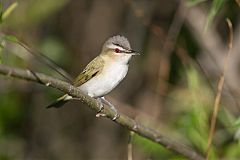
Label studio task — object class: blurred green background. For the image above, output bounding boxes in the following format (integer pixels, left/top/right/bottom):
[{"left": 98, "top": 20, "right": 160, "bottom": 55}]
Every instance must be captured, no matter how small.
[{"left": 0, "top": 0, "right": 240, "bottom": 159}]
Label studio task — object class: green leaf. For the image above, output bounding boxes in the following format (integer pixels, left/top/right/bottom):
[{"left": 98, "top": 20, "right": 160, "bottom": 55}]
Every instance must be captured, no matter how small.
[
  {"left": 0, "top": 43, "right": 3, "bottom": 49},
  {"left": 2, "top": 2, "right": 18, "bottom": 20},
  {"left": 205, "top": 0, "right": 226, "bottom": 31},
  {"left": 4, "top": 35, "right": 19, "bottom": 43},
  {"left": 234, "top": 117, "right": 240, "bottom": 127},
  {"left": 186, "top": 0, "right": 206, "bottom": 7},
  {"left": 186, "top": 67, "right": 200, "bottom": 90},
  {"left": 224, "top": 143, "right": 240, "bottom": 158}
]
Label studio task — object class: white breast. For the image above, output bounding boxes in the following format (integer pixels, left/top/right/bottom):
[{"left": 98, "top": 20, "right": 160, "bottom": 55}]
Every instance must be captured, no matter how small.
[{"left": 78, "top": 63, "right": 129, "bottom": 98}]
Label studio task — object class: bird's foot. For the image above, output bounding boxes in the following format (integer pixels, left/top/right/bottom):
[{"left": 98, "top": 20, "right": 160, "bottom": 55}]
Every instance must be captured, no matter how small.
[
  {"left": 95, "top": 98, "right": 106, "bottom": 118},
  {"left": 100, "top": 97, "right": 120, "bottom": 121},
  {"left": 112, "top": 112, "right": 120, "bottom": 121},
  {"left": 96, "top": 112, "right": 107, "bottom": 118},
  {"left": 96, "top": 98, "right": 104, "bottom": 113}
]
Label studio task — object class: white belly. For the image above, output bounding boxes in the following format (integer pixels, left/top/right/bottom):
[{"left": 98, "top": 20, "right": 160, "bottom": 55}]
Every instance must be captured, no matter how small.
[{"left": 78, "top": 63, "right": 129, "bottom": 98}]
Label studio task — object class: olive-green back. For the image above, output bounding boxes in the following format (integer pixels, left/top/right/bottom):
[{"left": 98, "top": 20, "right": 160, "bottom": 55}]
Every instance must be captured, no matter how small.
[{"left": 73, "top": 56, "right": 104, "bottom": 87}]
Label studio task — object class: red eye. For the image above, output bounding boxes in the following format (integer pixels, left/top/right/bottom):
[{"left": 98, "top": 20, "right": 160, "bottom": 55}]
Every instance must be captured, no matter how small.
[{"left": 115, "top": 48, "right": 120, "bottom": 53}]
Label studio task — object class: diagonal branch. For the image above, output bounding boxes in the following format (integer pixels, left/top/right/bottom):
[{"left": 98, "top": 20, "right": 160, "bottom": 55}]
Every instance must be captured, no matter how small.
[{"left": 0, "top": 64, "right": 204, "bottom": 160}]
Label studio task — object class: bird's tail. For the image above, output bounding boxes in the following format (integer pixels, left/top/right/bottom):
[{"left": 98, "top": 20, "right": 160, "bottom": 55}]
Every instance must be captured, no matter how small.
[{"left": 46, "top": 94, "right": 72, "bottom": 108}]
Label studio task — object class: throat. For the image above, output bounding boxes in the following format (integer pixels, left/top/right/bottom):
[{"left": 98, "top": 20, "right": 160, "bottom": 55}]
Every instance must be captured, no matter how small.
[
  {"left": 102, "top": 53, "right": 132, "bottom": 65},
  {"left": 116, "top": 54, "right": 132, "bottom": 64}
]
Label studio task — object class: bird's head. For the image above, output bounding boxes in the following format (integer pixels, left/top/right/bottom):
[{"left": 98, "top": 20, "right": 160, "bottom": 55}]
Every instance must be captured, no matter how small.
[{"left": 101, "top": 35, "right": 139, "bottom": 63}]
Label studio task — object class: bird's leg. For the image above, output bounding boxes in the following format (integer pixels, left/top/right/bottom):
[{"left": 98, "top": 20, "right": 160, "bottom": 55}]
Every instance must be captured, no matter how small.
[
  {"left": 97, "top": 97, "right": 104, "bottom": 112},
  {"left": 100, "top": 97, "right": 120, "bottom": 121},
  {"left": 95, "top": 97, "right": 106, "bottom": 118}
]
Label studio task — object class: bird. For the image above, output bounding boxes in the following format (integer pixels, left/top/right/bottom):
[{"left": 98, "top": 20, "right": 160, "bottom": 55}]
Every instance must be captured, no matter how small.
[{"left": 47, "top": 35, "right": 139, "bottom": 120}]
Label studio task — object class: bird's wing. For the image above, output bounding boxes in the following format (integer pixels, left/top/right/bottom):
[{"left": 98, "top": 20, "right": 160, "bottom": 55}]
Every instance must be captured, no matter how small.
[{"left": 73, "top": 56, "right": 104, "bottom": 87}]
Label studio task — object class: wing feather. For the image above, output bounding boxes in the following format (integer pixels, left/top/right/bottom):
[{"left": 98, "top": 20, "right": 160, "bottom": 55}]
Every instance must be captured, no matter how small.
[{"left": 73, "top": 56, "right": 104, "bottom": 87}]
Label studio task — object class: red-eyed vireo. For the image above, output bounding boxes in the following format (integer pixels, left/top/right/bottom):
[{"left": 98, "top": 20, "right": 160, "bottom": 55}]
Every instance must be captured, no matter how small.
[{"left": 47, "top": 35, "right": 139, "bottom": 120}]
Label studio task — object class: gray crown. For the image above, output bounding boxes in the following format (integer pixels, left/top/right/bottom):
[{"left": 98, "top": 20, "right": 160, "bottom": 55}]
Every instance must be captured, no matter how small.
[{"left": 104, "top": 35, "right": 131, "bottom": 50}]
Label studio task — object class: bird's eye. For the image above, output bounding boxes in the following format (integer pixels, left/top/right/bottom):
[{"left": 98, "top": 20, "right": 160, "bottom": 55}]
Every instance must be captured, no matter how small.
[{"left": 115, "top": 48, "right": 120, "bottom": 53}]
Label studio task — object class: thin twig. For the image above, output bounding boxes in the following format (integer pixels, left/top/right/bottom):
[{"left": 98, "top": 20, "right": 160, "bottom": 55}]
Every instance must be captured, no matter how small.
[
  {"left": 18, "top": 41, "right": 73, "bottom": 83},
  {"left": 4, "top": 36, "right": 73, "bottom": 83},
  {"left": 128, "top": 131, "right": 134, "bottom": 160},
  {"left": 206, "top": 18, "right": 233, "bottom": 159},
  {"left": 0, "top": 64, "right": 204, "bottom": 160}
]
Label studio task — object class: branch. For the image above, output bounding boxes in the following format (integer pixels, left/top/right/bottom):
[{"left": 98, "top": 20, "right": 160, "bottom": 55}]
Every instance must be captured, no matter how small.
[
  {"left": 206, "top": 18, "right": 233, "bottom": 159},
  {"left": 0, "top": 64, "right": 204, "bottom": 160}
]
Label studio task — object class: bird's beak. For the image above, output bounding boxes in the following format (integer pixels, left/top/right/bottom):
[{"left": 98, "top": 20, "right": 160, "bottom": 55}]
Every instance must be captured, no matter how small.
[{"left": 126, "top": 49, "right": 140, "bottom": 55}]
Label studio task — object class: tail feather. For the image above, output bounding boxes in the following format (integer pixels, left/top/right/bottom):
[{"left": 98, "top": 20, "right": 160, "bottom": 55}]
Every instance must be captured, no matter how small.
[{"left": 46, "top": 94, "right": 72, "bottom": 108}]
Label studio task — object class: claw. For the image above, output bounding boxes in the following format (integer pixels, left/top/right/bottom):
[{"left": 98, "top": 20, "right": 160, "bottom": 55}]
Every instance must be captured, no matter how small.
[
  {"left": 96, "top": 113, "right": 106, "bottom": 118},
  {"left": 96, "top": 98, "right": 104, "bottom": 113},
  {"left": 112, "top": 113, "right": 120, "bottom": 121},
  {"left": 100, "top": 97, "right": 120, "bottom": 121},
  {"left": 96, "top": 98, "right": 105, "bottom": 118},
  {"left": 97, "top": 103, "right": 104, "bottom": 113}
]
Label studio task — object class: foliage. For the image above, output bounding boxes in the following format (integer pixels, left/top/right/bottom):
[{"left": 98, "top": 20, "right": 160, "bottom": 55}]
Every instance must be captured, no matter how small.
[
  {"left": 187, "top": 0, "right": 226, "bottom": 31},
  {"left": 205, "top": 0, "right": 226, "bottom": 31},
  {"left": 0, "top": 0, "right": 240, "bottom": 159}
]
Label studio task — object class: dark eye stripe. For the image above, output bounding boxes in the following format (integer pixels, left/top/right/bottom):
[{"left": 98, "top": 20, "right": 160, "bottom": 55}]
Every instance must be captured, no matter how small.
[{"left": 113, "top": 43, "right": 126, "bottom": 50}]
